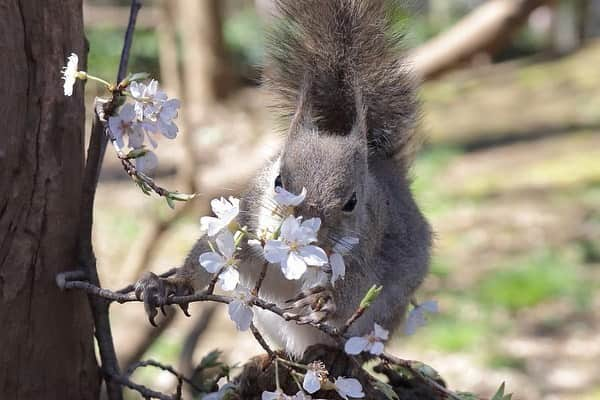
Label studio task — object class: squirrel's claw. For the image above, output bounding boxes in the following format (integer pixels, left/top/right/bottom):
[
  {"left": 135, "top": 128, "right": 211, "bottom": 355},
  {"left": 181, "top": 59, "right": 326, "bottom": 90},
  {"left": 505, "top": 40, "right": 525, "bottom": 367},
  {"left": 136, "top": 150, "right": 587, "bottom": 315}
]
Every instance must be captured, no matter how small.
[
  {"left": 283, "top": 286, "right": 336, "bottom": 325},
  {"left": 134, "top": 271, "right": 194, "bottom": 325}
]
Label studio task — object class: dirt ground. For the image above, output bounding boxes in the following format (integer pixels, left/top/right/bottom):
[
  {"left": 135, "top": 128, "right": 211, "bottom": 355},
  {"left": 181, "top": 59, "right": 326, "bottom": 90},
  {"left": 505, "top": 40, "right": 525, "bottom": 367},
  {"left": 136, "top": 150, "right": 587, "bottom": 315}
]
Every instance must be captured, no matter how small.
[{"left": 94, "top": 41, "right": 600, "bottom": 399}]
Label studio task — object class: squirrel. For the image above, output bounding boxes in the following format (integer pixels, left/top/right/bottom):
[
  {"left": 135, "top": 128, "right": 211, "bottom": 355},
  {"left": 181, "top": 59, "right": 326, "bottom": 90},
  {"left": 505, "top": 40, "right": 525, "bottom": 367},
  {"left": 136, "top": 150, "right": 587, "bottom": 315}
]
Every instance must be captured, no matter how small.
[{"left": 135, "top": 0, "right": 431, "bottom": 358}]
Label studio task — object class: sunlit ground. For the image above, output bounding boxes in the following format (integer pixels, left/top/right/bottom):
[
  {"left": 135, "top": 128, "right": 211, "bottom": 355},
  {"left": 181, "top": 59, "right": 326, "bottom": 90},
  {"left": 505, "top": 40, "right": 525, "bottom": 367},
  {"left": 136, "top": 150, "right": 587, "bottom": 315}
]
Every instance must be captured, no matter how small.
[{"left": 92, "top": 35, "right": 600, "bottom": 399}]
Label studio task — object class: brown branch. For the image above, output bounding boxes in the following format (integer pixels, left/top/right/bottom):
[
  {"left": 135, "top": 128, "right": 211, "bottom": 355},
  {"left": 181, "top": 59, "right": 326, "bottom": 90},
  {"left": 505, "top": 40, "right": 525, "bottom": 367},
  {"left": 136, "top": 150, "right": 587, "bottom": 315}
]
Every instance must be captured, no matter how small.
[
  {"left": 338, "top": 306, "right": 367, "bottom": 336},
  {"left": 252, "top": 261, "right": 269, "bottom": 296},
  {"left": 250, "top": 323, "right": 274, "bottom": 357},
  {"left": 109, "top": 372, "right": 175, "bottom": 400},
  {"left": 62, "top": 274, "right": 464, "bottom": 399},
  {"left": 127, "top": 359, "right": 204, "bottom": 394}
]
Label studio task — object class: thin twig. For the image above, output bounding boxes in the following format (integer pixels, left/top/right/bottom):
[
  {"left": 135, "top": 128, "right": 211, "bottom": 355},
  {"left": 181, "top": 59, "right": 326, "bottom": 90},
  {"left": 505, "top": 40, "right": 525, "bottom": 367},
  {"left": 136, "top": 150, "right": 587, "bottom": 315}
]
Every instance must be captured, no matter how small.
[
  {"left": 127, "top": 359, "right": 204, "bottom": 394},
  {"left": 63, "top": 275, "right": 461, "bottom": 399},
  {"left": 250, "top": 323, "right": 274, "bottom": 357},
  {"left": 339, "top": 306, "right": 367, "bottom": 336},
  {"left": 252, "top": 261, "right": 269, "bottom": 296},
  {"left": 117, "top": 0, "right": 143, "bottom": 83},
  {"left": 109, "top": 372, "right": 174, "bottom": 400}
]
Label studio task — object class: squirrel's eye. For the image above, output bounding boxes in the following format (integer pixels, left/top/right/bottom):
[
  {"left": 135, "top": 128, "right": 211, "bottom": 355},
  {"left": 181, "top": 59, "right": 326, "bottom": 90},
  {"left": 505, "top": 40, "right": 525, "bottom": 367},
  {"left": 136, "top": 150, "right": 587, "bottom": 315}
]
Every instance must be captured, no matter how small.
[
  {"left": 342, "top": 192, "right": 357, "bottom": 212},
  {"left": 274, "top": 174, "right": 283, "bottom": 189}
]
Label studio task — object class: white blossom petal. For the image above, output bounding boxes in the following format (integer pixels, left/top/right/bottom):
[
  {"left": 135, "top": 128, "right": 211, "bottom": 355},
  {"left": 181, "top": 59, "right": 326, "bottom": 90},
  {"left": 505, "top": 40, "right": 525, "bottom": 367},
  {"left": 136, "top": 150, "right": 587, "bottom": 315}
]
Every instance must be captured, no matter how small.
[
  {"left": 301, "top": 218, "right": 321, "bottom": 233},
  {"left": 299, "top": 245, "right": 328, "bottom": 267},
  {"left": 404, "top": 308, "right": 426, "bottom": 336},
  {"left": 200, "top": 216, "right": 226, "bottom": 237},
  {"left": 329, "top": 252, "right": 346, "bottom": 284},
  {"left": 120, "top": 103, "right": 137, "bottom": 121},
  {"left": 199, "top": 252, "right": 225, "bottom": 274},
  {"left": 373, "top": 323, "right": 389, "bottom": 341},
  {"left": 281, "top": 251, "right": 307, "bottom": 280},
  {"left": 344, "top": 337, "right": 369, "bottom": 355},
  {"left": 158, "top": 119, "right": 178, "bottom": 139},
  {"left": 263, "top": 240, "right": 290, "bottom": 264},
  {"left": 279, "top": 215, "right": 299, "bottom": 239},
  {"left": 420, "top": 300, "right": 439, "bottom": 313},
  {"left": 303, "top": 370, "right": 321, "bottom": 394},
  {"left": 216, "top": 230, "right": 236, "bottom": 259},
  {"left": 135, "top": 150, "right": 158, "bottom": 175},
  {"left": 368, "top": 341, "right": 384, "bottom": 355},
  {"left": 108, "top": 116, "right": 126, "bottom": 149},
  {"left": 228, "top": 299, "right": 253, "bottom": 331},
  {"left": 128, "top": 124, "right": 145, "bottom": 149},
  {"left": 334, "top": 377, "right": 364, "bottom": 399},
  {"left": 219, "top": 266, "right": 239, "bottom": 291},
  {"left": 404, "top": 300, "right": 438, "bottom": 336},
  {"left": 274, "top": 186, "right": 307, "bottom": 206},
  {"left": 61, "top": 53, "right": 79, "bottom": 96}
]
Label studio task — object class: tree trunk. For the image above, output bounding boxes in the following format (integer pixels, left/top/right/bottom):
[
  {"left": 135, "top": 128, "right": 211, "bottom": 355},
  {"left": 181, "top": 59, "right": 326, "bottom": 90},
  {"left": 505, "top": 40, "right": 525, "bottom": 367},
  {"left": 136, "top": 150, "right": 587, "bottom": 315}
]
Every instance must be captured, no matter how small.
[{"left": 0, "top": 1, "right": 100, "bottom": 399}]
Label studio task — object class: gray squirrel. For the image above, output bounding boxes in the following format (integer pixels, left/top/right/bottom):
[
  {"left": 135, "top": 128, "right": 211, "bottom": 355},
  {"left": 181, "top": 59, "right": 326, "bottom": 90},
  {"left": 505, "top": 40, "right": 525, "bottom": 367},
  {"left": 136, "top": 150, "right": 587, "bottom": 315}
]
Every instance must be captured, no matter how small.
[{"left": 135, "top": 0, "right": 431, "bottom": 358}]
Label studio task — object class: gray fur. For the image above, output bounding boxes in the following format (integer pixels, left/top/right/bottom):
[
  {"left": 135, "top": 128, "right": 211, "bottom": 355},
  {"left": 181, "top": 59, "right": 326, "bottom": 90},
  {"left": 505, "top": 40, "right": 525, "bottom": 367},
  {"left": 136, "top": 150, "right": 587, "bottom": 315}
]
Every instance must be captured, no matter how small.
[{"left": 137, "top": 0, "right": 431, "bottom": 357}]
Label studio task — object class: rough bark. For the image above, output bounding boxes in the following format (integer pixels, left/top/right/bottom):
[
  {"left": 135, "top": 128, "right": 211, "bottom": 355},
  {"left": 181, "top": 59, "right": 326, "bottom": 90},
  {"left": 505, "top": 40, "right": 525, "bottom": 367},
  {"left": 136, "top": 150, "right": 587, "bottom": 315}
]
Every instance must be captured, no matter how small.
[{"left": 0, "top": 1, "right": 100, "bottom": 399}]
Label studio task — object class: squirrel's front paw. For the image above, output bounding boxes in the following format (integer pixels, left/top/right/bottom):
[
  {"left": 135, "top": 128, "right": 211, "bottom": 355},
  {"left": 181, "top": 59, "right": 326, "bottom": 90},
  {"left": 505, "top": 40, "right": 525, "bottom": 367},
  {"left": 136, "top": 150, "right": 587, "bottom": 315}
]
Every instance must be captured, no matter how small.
[
  {"left": 134, "top": 272, "right": 194, "bottom": 326},
  {"left": 283, "top": 286, "right": 336, "bottom": 325}
]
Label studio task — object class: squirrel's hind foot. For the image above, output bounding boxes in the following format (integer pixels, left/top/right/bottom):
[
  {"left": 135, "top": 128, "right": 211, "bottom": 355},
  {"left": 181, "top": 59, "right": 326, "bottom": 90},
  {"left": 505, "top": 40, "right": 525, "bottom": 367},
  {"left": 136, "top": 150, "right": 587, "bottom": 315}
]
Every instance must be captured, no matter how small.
[
  {"left": 134, "top": 271, "right": 194, "bottom": 326},
  {"left": 283, "top": 285, "right": 336, "bottom": 325}
]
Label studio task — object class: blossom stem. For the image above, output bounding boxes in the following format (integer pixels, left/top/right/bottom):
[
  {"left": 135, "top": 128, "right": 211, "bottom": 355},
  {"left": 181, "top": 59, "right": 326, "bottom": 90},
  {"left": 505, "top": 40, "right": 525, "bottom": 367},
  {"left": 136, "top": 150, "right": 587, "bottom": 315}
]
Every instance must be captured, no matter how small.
[
  {"left": 275, "top": 358, "right": 281, "bottom": 391},
  {"left": 86, "top": 74, "right": 112, "bottom": 88},
  {"left": 276, "top": 357, "right": 308, "bottom": 371}
]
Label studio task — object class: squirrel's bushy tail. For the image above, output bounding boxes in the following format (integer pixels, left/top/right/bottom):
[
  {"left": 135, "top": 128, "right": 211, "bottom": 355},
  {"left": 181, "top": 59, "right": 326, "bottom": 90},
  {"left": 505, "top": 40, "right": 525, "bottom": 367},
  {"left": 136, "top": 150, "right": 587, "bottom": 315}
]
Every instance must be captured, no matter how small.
[{"left": 264, "top": 0, "right": 418, "bottom": 162}]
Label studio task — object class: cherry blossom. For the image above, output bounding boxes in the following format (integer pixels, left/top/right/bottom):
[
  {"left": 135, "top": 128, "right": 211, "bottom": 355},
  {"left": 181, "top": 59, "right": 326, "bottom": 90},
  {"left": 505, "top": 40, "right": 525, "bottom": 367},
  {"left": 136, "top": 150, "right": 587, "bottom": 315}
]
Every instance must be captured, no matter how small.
[
  {"left": 61, "top": 53, "right": 81, "bottom": 96},
  {"left": 333, "top": 377, "right": 364, "bottom": 399},
  {"left": 227, "top": 287, "right": 254, "bottom": 331},
  {"left": 274, "top": 186, "right": 307, "bottom": 207},
  {"left": 404, "top": 300, "right": 438, "bottom": 336},
  {"left": 128, "top": 79, "right": 180, "bottom": 141},
  {"left": 262, "top": 390, "right": 293, "bottom": 400},
  {"left": 302, "top": 361, "right": 328, "bottom": 394},
  {"left": 200, "top": 197, "right": 240, "bottom": 236},
  {"left": 329, "top": 236, "right": 359, "bottom": 285},
  {"left": 263, "top": 215, "right": 328, "bottom": 280},
  {"left": 198, "top": 230, "right": 240, "bottom": 291},
  {"left": 135, "top": 150, "right": 159, "bottom": 176},
  {"left": 108, "top": 104, "right": 144, "bottom": 150},
  {"left": 344, "top": 323, "right": 389, "bottom": 356}
]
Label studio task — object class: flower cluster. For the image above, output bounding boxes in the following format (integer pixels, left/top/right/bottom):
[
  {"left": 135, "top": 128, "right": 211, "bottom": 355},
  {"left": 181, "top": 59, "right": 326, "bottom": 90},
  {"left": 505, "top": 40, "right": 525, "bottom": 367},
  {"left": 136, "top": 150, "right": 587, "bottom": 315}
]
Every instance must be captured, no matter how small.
[
  {"left": 260, "top": 363, "right": 364, "bottom": 399},
  {"left": 108, "top": 79, "right": 180, "bottom": 174},
  {"left": 264, "top": 186, "right": 358, "bottom": 284},
  {"left": 61, "top": 53, "right": 180, "bottom": 176},
  {"left": 196, "top": 186, "right": 360, "bottom": 332}
]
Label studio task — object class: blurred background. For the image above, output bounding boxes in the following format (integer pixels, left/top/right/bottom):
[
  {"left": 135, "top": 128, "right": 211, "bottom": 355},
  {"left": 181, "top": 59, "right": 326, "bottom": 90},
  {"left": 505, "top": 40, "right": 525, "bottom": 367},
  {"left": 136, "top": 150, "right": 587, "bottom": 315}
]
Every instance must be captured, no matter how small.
[{"left": 85, "top": 0, "right": 600, "bottom": 399}]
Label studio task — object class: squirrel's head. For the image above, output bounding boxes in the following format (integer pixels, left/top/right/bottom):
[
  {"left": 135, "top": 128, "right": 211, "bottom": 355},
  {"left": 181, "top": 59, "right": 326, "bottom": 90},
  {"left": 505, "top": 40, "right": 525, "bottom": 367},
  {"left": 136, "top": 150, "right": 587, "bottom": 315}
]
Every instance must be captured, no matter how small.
[{"left": 275, "top": 83, "right": 369, "bottom": 245}]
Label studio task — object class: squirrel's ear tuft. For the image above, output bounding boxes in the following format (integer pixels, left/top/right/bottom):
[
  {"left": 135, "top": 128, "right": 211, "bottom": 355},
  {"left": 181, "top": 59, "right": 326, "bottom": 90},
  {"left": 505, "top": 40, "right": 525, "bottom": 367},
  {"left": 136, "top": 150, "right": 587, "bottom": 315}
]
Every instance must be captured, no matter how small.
[
  {"left": 288, "top": 74, "right": 314, "bottom": 137},
  {"left": 351, "top": 85, "right": 368, "bottom": 141}
]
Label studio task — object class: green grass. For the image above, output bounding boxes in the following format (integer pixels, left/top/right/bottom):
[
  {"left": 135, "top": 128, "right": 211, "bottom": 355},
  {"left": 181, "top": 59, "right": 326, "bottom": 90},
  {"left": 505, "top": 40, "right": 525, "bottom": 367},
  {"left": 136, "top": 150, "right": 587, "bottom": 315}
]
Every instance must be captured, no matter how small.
[
  {"left": 422, "top": 316, "right": 489, "bottom": 352},
  {"left": 411, "top": 145, "right": 462, "bottom": 216},
  {"left": 485, "top": 353, "right": 527, "bottom": 371},
  {"left": 477, "top": 251, "right": 581, "bottom": 312}
]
